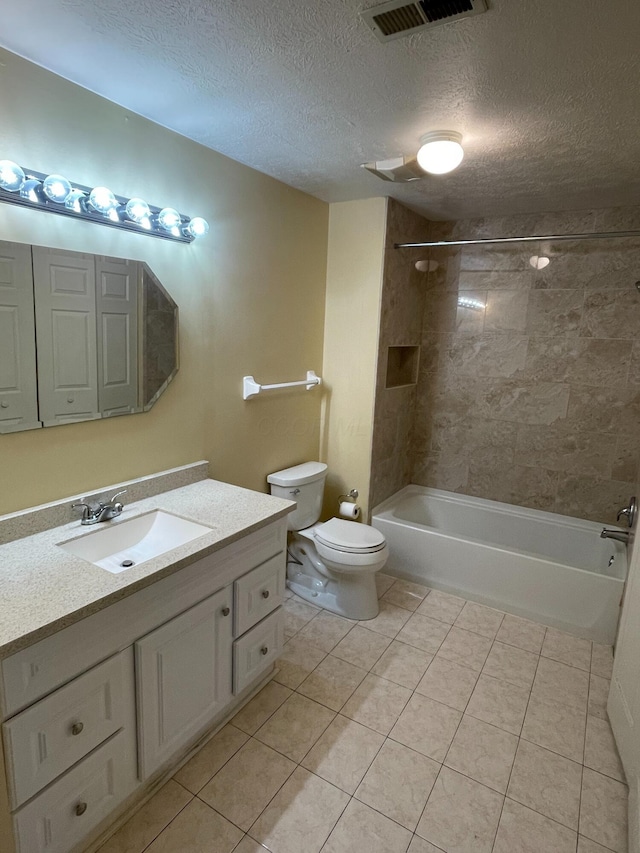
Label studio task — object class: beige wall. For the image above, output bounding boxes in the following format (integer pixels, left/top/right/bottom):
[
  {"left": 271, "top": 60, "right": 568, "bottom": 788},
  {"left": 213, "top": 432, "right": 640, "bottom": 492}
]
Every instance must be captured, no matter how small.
[
  {"left": 0, "top": 50, "right": 328, "bottom": 514},
  {"left": 321, "top": 198, "right": 386, "bottom": 520}
]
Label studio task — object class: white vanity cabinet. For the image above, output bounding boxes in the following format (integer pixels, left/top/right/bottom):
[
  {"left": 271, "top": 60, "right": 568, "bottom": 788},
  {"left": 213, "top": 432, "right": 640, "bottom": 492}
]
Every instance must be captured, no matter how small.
[
  {"left": 136, "top": 587, "right": 233, "bottom": 780},
  {"left": 0, "top": 517, "right": 287, "bottom": 853}
]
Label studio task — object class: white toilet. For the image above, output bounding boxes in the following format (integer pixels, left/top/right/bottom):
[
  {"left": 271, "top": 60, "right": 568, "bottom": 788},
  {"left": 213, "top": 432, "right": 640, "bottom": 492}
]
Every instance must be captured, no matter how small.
[{"left": 267, "top": 461, "right": 388, "bottom": 620}]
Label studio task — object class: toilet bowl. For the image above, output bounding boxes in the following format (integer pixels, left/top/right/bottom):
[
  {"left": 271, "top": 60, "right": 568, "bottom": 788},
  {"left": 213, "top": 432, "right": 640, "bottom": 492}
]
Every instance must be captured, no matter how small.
[{"left": 267, "top": 462, "right": 388, "bottom": 620}]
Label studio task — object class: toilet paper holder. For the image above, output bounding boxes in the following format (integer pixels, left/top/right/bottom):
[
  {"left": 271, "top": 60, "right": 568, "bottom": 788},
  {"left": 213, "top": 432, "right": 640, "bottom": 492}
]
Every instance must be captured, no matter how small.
[{"left": 338, "top": 488, "right": 359, "bottom": 504}]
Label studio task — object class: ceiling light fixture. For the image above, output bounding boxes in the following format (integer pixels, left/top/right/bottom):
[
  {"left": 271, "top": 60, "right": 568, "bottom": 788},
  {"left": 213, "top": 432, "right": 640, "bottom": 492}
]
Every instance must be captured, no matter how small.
[
  {"left": 0, "top": 159, "right": 209, "bottom": 243},
  {"left": 529, "top": 255, "right": 550, "bottom": 270},
  {"left": 416, "top": 131, "right": 464, "bottom": 175}
]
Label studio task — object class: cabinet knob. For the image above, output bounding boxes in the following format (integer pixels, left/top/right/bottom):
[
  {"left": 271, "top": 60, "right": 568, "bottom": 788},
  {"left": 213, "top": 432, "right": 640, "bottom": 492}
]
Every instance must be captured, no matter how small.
[
  {"left": 75, "top": 802, "right": 88, "bottom": 817},
  {"left": 67, "top": 397, "right": 75, "bottom": 404},
  {"left": 261, "top": 590, "right": 270, "bottom": 599},
  {"left": 221, "top": 607, "right": 230, "bottom": 617},
  {"left": 261, "top": 646, "right": 269, "bottom": 655},
  {"left": 71, "top": 721, "right": 84, "bottom": 736},
  {"left": 0, "top": 402, "right": 8, "bottom": 409}
]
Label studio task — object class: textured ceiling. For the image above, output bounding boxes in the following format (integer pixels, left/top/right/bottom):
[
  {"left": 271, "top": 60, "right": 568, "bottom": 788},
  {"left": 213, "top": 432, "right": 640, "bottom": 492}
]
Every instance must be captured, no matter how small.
[{"left": 1, "top": 0, "right": 640, "bottom": 219}]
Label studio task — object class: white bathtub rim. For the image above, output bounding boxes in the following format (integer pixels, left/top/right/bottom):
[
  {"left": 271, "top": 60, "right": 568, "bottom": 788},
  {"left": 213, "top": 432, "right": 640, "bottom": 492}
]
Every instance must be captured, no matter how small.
[
  {"left": 374, "top": 511, "right": 626, "bottom": 581},
  {"left": 372, "top": 484, "right": 625, "bottom": 643},
  {"left": 373, "top": 484, "right": 626, "bottom": 534},
  {"left": 372, "top": 484, "right": 627, "bottom": 579}
]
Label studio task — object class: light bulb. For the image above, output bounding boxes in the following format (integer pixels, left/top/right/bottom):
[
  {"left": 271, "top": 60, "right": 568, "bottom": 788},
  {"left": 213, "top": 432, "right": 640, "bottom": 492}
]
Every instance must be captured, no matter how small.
[
  {"left": 88, "top": 186, "right": 118, "bottom": 214},
  {"left": 43, "top": 174, "right": 72, "bottom": 203},
  {"left": 19, "top": 179, "right": 43, "bottom": 202},
  {"left": 184, "top": 217, "right": 209, "bottom": 238},
  {"left": 417, "top": 131, "right": 464, "bottom": 175},
  {"left": 0, "top": 160, "right": 25, "bottom": 192},
  {"left": 65, "top": 189, "right": 86, "bottom": 213},
  {"left": 458, "top": 296, "right": 485, "bottom": 311},
  {"left": 125, "top": 198, "right": 151, "bottom": 223},
  {"left": 157, "top": 207, "right": 181, "bottom": 231}
]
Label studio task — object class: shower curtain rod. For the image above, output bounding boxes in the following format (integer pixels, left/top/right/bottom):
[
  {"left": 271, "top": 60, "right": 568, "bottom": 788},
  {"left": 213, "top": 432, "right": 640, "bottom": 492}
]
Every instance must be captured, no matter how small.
[{"left": 394, "top": 229, "right": 640, "bottom": 249}]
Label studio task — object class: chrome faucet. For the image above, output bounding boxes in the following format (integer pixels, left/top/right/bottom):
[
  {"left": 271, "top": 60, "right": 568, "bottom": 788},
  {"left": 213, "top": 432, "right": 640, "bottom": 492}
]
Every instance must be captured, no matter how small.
[
  {"left": 600, "top": 528, "right": 631, "bottom": 544},
  {"left": 616, "top": 496, "right": 637, "bottom": 528},
  {"left": 72, "top": 490, "right": 127, "bottom": 525}
]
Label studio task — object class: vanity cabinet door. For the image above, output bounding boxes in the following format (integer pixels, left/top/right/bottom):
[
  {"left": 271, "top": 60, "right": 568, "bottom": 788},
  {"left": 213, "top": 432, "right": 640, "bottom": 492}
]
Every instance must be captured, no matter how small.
[{"left": 135, "top": 586, "right": 233, "bottom": 780}]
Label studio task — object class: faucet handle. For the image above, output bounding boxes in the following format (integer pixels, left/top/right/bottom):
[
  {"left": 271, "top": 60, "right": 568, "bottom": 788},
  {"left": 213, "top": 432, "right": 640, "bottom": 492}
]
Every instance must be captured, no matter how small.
[
  {"left": 71, "top": 502, "right": 92, "bottom": 521},
  {"left": 616, "top": 496, "right": 637, "bottom": 528},
  {"left": 107, "top": 489, "right": 127, "bottom": 518}
]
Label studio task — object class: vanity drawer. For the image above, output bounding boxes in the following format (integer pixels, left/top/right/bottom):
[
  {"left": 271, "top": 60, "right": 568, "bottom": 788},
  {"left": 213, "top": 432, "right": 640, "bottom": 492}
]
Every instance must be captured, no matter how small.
[
  {"left": 233, "top": 607, "right": 283, "bottom": 694},
  {"left": 234, "top": 553, "right": 285, "bottom": 636},
  {"left": 3, "top": 648, "right": 134, "bottom": 809},
  {"left": 13, "top": 725, "right": 138, "bottom": 853}
]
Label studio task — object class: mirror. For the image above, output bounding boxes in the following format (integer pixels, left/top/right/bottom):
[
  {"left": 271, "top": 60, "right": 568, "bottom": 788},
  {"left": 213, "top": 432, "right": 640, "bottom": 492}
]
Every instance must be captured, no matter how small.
[{"left": 0, "top": 241, "right": 179, "bottom": 433}]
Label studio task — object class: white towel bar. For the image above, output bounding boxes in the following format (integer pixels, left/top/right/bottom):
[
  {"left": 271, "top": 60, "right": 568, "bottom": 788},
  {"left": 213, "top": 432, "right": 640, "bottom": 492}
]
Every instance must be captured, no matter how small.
[{"left": 242, "top": 370, "right": 322, "bottom": 400}]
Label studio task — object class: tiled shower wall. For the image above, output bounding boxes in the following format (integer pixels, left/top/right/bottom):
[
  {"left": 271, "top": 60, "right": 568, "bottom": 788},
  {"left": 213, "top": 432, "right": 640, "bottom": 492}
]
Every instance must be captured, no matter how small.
[
  {"left": 372, "top": 203, "right": 640, "bottom": 525},
  {"left": 369, "top": 200, "right": 430, "bottom": 507}
]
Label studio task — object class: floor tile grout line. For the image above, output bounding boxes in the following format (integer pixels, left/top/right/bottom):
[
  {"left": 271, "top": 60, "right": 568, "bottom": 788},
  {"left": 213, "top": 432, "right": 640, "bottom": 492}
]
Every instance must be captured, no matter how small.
[
  {"left": 181, "top": 731, "right": 248, "bottom": 795},
  {"left": 276, "top": 645, "right": 621, "bottom": 848},
  {"left": 487, "top": 628, "right": 545, "bottom": 853},
  {"left": 261, "top": 590, "right": 615, "bottom": 851},
  {"left": 194, "top": 739, "right": 300, "bottom": 840},
  {"left": 576, "top": 763, "right": 585, "bottom": 853},
  {"left": 413, "top": 618, "right": 507, "bottom": 850},
  {"left": 136, "top": 788, "right": 196, "bottom": 853}
]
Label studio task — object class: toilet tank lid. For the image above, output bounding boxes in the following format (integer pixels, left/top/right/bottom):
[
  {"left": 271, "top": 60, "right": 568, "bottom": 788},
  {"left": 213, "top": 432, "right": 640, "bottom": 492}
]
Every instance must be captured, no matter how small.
[{"left": 267, "top": 461, "right": 328, "bottom": 487}]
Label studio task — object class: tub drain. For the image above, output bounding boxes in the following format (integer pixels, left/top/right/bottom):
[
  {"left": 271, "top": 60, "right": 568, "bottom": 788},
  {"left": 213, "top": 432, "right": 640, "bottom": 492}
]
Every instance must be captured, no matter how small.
[{"left": 120, "top": 559, "right": 135, "bottom": 568}]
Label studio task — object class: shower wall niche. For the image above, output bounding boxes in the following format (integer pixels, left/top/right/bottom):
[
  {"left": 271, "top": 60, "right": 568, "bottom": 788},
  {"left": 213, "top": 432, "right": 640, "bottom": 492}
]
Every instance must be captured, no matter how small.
[{"left": 370, "top": 202, "right": 640, "bottom": 525}]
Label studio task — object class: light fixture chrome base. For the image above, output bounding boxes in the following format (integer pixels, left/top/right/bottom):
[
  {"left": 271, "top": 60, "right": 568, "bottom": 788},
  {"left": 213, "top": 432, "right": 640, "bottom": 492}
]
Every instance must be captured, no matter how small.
[{"left": 0, "top": 165, "right": 202, "bottom": 243}]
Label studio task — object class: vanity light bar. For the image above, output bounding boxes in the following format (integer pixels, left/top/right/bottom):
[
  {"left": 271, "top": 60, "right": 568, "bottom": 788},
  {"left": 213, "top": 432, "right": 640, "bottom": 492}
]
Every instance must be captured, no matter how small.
[{"left": 0, "top": 160, "right": 209, "bottom": 244}]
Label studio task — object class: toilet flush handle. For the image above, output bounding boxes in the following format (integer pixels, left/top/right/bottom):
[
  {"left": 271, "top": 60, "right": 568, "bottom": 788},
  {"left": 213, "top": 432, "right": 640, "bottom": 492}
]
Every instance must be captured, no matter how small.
[{"left": 289, "top": 488, "right": 300, "bottom": 496}]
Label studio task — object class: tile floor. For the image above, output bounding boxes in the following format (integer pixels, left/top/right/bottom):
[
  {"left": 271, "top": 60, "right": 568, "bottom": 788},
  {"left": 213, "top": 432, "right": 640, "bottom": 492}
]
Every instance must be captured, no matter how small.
[{"left": 99, "top": 575, "right": 627, "bottom": 853}]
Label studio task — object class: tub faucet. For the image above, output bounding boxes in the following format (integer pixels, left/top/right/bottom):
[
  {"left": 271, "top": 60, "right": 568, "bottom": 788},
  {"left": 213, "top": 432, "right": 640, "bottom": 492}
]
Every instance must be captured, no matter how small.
[
  {"left": 600, "top": 528, "right": 630, "bottom": 544},
  {"left": 72, "top": 490, "right": 127, "bottom": 525}
]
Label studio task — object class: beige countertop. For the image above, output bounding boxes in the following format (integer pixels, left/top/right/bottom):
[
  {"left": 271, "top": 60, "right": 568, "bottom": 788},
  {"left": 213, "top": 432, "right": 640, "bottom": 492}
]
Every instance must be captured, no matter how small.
[{"left": 0, "top": 478, "right": 294, "bottom": 659}]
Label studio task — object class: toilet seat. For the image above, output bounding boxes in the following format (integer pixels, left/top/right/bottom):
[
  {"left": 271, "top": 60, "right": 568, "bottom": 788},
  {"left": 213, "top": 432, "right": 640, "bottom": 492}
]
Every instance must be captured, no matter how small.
[{"left": 314, "top": 518, "right": 386, "bottom": 554}]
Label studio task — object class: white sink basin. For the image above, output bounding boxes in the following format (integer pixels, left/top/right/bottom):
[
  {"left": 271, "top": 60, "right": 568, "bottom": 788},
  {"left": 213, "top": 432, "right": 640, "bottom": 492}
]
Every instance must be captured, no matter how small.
[{"left": 59, "top": 510, "right": 213, "bottom": 573}]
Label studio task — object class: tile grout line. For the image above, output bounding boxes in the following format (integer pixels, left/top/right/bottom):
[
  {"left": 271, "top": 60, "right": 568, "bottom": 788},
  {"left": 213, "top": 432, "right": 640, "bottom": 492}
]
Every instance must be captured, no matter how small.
[
  {"left": 137, "top": 786, "right": 196, "bottom": 853},
  {"left": 436, "top": 616, "right": 507, "bottom": 852},
  {"left": 487, "top": 624, "right": 547, "bottom": 853},
  {"left": 193, "top": 735, "right": 300, "bottom": 842}
]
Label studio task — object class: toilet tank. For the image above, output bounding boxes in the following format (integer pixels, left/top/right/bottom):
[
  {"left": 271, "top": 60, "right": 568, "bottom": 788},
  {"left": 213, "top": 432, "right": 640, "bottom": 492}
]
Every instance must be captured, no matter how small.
[{"left": 267, "top": 462, "right": 328, "bottom": 531}]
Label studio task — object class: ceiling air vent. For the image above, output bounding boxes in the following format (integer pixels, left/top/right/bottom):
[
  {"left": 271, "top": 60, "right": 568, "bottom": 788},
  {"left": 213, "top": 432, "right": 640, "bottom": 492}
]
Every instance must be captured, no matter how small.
[
  {"left": 361, "top": 0, "right": 487, "bottom": 42},
  {"left": 361, "top": 156, "right": 425, "bottom": 183}
]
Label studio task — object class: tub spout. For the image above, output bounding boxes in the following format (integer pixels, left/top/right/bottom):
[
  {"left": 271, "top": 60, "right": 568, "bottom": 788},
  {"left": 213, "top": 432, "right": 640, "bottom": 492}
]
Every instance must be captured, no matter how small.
[{"left": 601, "top": 528, "right": 630, "bottom": 543}]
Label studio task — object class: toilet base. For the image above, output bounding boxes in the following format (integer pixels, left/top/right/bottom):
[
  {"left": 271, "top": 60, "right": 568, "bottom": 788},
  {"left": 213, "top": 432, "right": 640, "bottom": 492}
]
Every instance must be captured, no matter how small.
[{"left": 286, "top": 562, "right": 380, "bottom": 621}]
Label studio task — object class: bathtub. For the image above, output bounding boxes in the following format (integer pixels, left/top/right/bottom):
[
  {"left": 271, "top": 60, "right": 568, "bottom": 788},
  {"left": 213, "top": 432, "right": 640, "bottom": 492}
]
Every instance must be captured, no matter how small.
[{"left": 371, "top": 485, "right": 627, "bottom": 644}]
